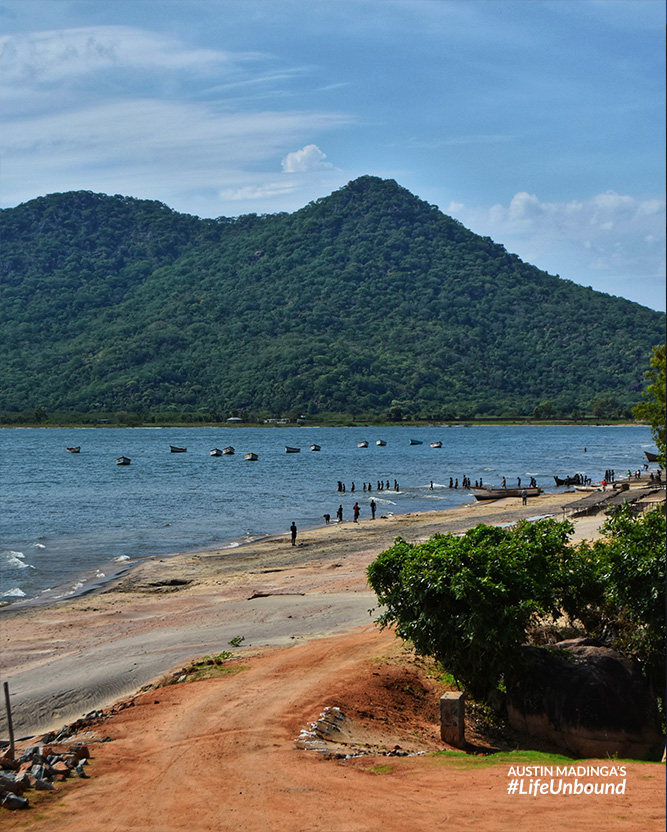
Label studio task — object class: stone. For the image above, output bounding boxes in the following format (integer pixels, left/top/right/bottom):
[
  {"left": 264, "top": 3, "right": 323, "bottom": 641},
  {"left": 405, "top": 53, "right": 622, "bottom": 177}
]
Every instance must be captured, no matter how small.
[
  {"left": 1, "top": 791, "right": 29, "bottom": 810},
  {"left": 439, "top": 691, "right": 466, "bottom": 748},
  {"left": 0, "top": 772, "right": 26, "bottom": 795},
  {"left": 507, "top": 639, "right": 664, "bottom": 760},
  {"left": 34, "top": 778, "right": 55, "bottom": 791}
]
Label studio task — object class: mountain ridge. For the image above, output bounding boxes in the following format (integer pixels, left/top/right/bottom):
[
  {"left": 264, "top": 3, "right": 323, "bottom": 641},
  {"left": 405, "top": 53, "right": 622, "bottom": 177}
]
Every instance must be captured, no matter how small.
[{"left": 1, "top": 176, "right": 663, "bottom": 419}]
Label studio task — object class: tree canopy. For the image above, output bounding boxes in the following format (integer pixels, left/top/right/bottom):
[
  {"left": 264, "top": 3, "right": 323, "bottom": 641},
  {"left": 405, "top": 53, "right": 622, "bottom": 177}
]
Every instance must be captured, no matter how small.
[
  {"left": 1, "top": 177, "right": 664, "bottom": 418},
  {"left": 633, "top": 343, "right": 666, "bottom": 466},
  {"left": 367, "top": 505, "right": 666, "bottom": 705}
]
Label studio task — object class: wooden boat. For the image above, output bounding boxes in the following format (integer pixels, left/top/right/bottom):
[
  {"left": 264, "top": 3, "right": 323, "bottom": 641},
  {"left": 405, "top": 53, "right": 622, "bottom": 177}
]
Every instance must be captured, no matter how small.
[
  {"left": 244, "top": 452, "right": 258, "bottom": 461},
  {"left": 210, "top": 448, "right": 223, "bottom": 456},
  {"left": 285, "top": 446, "right": 300, "bottom": 453},
  {"left": 470, "top": 486, "right": 542, "bottom": 501},
  {"left": 554, "top": 475, "right": 582, "bottom": 487},
  {"left": 170, "top": 445, "right": 187, "bottom": 453},
  {"left": 645, "top": 451, "right": 659, "bottom": 463},
  {"left": 310, "top": 444, "right": 321, "bottom": 451},
  {"left": 430, "top": 441, "right": 442, "bottom": 448},
  {"left": 222, "top": 446, "right": 235, "bottom": 455},
  {"left": 409, "top": 439, "right": 423, "bottom": 445},
  {"left": 573, "top": 484, "right": 600, "bottom": 492},
  {"left": 376, "top": 440, "right": 387, "bottom": 446},
  {"left": 66, "top": 446, "right": 81, "bottom": 453},
  {"left": 116, "top": 456, "right": 131, "bottom": 466},
  {"left": 357, "top": 441, "right": 369, "bottom": 448}
]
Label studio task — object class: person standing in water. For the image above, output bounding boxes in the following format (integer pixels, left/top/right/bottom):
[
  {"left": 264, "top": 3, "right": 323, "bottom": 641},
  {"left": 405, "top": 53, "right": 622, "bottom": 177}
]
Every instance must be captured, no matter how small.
[{"left": 370, "top": 499, "right": 376, "bottom": 519}]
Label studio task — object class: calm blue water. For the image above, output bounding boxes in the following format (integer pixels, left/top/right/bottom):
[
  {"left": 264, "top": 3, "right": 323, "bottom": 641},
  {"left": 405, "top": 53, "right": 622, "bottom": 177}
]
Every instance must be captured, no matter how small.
[{"left": 0, "top": 425, "right": 655, "bottom": 604}]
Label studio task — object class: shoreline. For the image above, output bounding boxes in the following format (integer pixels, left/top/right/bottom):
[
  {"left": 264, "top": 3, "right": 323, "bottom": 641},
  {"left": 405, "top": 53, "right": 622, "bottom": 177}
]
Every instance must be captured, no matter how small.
[{"left": 1, "top": 488, "right": 662, "bottom": 738}]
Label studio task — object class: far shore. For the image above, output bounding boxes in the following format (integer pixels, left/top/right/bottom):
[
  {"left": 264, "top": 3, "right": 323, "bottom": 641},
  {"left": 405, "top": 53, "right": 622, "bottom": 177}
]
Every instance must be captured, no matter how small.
[{"left": 1, "top": 485, "right": 663, "bottom": 739}]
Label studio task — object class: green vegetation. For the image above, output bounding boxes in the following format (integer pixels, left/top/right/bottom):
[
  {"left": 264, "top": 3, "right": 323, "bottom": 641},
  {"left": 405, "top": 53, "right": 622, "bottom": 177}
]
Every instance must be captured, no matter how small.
[
  {"left": 633, "top": 343, "right": 666, "bottom": 466},
  {"left": 367, "top": 505, "right": 666, "bottom": 706},
  {"left": 1, "top": 176, "right": 664, "bottom": 419}
]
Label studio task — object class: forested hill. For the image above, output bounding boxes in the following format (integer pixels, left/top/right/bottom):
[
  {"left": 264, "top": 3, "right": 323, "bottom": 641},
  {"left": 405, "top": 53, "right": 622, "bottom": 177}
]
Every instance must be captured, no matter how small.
[{"left": 1, "top": 176, "right": 664, "bottom": 420}]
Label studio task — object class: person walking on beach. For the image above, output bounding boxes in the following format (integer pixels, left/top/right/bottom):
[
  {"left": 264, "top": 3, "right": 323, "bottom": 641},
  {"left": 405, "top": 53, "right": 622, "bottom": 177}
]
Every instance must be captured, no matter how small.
[
  {"left": 290, "top": 521, "right": 297, "bottom": 545},
  {"left": 336, "top": 504, "right": 343, "bottom": 522},
  {"left": 370, "top": 499, "right": 376, "bottom": 519},
  {"left": 353, "top": 502, "right": 360, "bottom": 522}
]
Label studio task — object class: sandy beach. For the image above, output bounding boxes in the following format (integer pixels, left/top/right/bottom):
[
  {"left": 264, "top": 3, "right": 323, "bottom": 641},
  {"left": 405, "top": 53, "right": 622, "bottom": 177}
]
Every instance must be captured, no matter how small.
[
  {"left": 0, "top": 490, "right": 626, "bottom": 737},
  {"left": 1, "top": 488, "right": 665, "bottom": 831}
]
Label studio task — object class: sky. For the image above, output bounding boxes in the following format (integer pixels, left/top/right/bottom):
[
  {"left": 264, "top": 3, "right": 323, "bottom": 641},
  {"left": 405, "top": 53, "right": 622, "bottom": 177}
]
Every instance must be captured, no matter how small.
[{"left": 1, "top": 0, "right": 665, "bottom": 311}]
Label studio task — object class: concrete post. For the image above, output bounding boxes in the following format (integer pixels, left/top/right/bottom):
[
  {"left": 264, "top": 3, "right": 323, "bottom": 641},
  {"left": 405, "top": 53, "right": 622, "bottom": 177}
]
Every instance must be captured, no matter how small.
[{"left": 440, "top": 691, "right": 466, "bottom": 748}]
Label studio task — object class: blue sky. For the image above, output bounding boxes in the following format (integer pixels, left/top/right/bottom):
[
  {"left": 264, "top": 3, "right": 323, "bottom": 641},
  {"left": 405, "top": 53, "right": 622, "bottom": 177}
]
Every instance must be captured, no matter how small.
[{"left": 1, "top": 0, "right": 665, "bottom": 311}]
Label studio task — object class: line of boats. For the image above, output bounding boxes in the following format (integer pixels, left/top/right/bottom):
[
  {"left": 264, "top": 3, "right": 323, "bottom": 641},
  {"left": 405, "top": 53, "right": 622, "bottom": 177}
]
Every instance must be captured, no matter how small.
[{"left": 356, "top": 439, "right": 442, "bottom": 448}]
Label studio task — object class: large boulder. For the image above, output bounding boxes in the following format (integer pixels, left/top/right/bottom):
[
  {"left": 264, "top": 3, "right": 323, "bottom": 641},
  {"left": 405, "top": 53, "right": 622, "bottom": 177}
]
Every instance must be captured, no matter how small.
[{"left": 507, "top": 638, "right": 664, "bottom": 759}]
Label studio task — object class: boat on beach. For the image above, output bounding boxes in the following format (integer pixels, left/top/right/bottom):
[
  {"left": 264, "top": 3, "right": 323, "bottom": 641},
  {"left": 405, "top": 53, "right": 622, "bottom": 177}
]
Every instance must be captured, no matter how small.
[
  {"left": 309, "top": 444, "right": 321, "bottom": 451},
  {"left": 210, "top": 448, "right": 223, "bottom": 456},
  {"left": 170, "top": 445, "right": 187, "bottom": 453},
  {"left": 116, "top": 456, "right": 131, "bottom": 466},
  {"left": 285, "top": 446, "right": 300, "bottom": 453},
  {"left": 66, "top": 446, "right": 81, "bottom": 453},
  {"left": 469, "top": 486, "right": 542, "bottom": 501},
  {"left": 554, "top": 475, "right": 583, "bottom": 486},
  {"left": 244, "top": 452, "right": 258, "bottom": 461},
  {"left": 430, "top": 441, "right": 442, "bottom": 448},
  {"left": 357, "top": 441, "right": 369, "bottom": 448},
  {"left": 222, "top": 446, "right": 235, "bottom": 455}
]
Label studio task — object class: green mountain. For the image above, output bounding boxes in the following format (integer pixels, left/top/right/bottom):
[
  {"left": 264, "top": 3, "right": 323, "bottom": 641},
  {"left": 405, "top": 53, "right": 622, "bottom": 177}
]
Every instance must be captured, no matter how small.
[{"left": 0, "top": 176, "right": 664, "bottom": 420}]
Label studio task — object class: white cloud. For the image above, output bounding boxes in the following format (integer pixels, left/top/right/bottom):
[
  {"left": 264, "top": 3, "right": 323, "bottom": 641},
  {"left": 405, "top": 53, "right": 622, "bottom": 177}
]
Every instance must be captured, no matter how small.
[
  {"left": 0, "top": 26, "right": 242, "bottom": 85},
  {"left": 281, "top": 144, "right": 333, "bottom": 173},
  {"left": 447, "top": 190, "right": 666, "bottom": 308}
]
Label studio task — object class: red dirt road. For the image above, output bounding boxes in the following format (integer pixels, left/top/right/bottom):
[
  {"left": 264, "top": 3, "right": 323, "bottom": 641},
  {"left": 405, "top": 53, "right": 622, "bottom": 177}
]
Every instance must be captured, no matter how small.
[{"left": 5, "top": 627, "right": 664, "bottom": 832}]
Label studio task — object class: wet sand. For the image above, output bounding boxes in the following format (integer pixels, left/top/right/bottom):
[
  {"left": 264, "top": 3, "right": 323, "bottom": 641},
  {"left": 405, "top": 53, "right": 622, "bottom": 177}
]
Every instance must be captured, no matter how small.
[{"left": 0, "top": 489, "right": 614, "bottom": 738}]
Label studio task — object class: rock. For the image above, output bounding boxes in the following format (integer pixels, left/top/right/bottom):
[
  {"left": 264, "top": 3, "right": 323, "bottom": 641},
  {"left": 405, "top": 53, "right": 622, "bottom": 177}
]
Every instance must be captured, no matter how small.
[
  {"left": 0, "top": 772, "right": 26, "bottom": 795},
  {"left": 507, "top": 640, "right": 664, "bottom": 760},
  {"left": 34, "top": 778, "right": 54, "bottom": 791},
  {"left": 1, "top": 791, "right": 29, "bottom": 810}
]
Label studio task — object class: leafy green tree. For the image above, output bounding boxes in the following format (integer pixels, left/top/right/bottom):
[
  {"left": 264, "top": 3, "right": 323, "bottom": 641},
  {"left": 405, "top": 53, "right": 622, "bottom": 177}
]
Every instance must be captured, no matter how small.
[
  {"left": 633, "top": 343, "right": 666, "bottom": 466},
  {"left": 367, "top": 519, "right": 574, "bottom": 701},
  {"left": 368, "top": 508, "right": 666, "bottom": 705}
]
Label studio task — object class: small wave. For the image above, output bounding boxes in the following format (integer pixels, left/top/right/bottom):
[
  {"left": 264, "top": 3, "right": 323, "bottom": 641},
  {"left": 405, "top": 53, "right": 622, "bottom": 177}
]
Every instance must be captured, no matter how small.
[
  {"left": 33, "top": 542, "right": 46, "bottom": 549},
  {"left": 4, "top": 551, "right": 32, "bottom": 569},
  {"left": 224, "top": 541, "right": 241, "bottom": 549},
  {"left": 114, "top": 555, "right": 131, "bottom": 562},
  {"left": 3, "top": 587, "right": 26, "bottom": 598},
  {"left": 95, "top": 571, "right": 106, "bottom": 578}
]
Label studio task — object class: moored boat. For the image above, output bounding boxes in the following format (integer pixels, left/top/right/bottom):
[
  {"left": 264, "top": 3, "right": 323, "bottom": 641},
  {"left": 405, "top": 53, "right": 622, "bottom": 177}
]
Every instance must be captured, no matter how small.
[
  {"left": 285, "top": 446, "right": 300, "bottom": 453},
  {"left": 310, "top": 444, "right": 321, "bottom": 451},
  {"left": 170, "top": 445, "right": 187, "bottom": 453},
  {"left": 66, "top": 446, "right": 81, "bottom": 453},
  {"left": 210, "top": 448, "right": 223, "bottom": 456},
  {"left": 554, "top": 475, "right": 582, "bottom": 487},
  {"left": 645, "top": 451, "right": 659, "bottom": 463},
  {"left": 470, "top": 486, "right": 542, "bottom": 501},
  {"left": 222, "top": 446, "right": 235, "bottom": 455},
  {"left": 430, "top": 441, "right": 442, "bottom": 448},
  {"left": 244, "top": 452, "right": 258, "bottom": 461},
  {"left": 357, "top": 441, "right": 369, "bottom": 448},
  {"left": 116, "top": 456, "right": 131, "bottom": 466},
  {"left": 376, "top": 440, "right": 387, "bottom": 446},
  {"left": 409, "top": 439, "right": 423, "bottom": 445}
]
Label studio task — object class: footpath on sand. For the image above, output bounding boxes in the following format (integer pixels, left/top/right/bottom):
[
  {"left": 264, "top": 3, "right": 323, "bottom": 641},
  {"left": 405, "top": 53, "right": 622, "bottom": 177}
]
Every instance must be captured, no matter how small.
[{"left": 2, "top": 626, "right": 665, "bottom": 832}]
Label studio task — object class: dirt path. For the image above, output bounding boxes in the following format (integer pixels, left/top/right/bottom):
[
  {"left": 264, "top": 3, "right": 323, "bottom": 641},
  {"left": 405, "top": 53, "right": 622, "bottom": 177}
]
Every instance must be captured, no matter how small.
[{"left": 5, "top": 627, "right": 664, "bottom": 832}]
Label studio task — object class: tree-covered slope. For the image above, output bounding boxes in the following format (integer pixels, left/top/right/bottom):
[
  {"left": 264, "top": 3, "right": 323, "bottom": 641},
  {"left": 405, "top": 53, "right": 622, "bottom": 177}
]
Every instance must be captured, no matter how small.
[{"left": 1, "top": 177, "right": 664, "bottom": 418}]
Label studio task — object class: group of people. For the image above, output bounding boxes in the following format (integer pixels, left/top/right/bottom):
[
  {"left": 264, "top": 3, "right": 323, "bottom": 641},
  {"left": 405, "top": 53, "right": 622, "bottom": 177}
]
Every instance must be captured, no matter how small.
[{"left": 336, "top": 480, "right": 399, "bottom": 493}]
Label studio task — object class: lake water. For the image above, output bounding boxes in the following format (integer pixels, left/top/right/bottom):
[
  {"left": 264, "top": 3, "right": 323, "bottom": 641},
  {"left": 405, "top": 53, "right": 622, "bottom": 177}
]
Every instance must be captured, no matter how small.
[{"left": 0, "top": 424, "right": 655, "bottom": 605}]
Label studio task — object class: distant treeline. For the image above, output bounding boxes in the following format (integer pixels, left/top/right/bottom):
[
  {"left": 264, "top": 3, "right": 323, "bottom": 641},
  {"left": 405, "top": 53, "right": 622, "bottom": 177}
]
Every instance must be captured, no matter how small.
[{"left": 1, "top": 176, "right": 664, "bottom": 418}]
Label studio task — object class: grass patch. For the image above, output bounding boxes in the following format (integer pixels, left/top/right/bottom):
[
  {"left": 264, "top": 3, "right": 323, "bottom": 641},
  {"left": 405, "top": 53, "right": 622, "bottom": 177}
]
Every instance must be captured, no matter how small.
[
  {"left": 368, "top": 763, "right": 394, "bottom": 775},
  {"left": 431, "top": 749, "right": 575, "bottom": 769}
]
